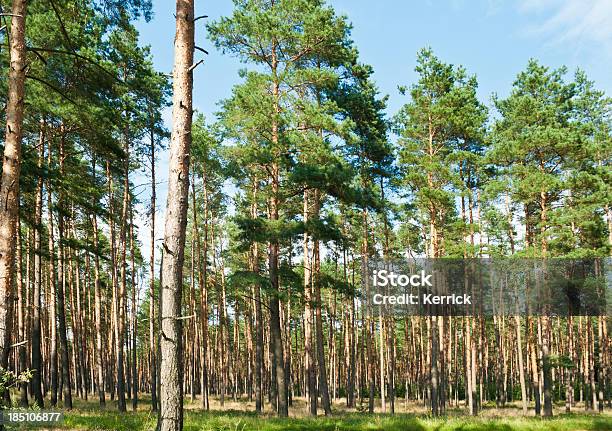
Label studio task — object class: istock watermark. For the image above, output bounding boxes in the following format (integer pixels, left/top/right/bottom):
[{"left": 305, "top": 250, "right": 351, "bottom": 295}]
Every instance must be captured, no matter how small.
[
  {"left": 365, "top": 258, "right": 611, "bottom": 317},
  {"left": 372, "top": 269, "right": 432, "bottom": 287}
]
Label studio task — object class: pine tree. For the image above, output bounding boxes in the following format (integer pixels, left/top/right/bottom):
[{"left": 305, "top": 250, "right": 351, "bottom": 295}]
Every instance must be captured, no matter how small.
[
  {"left": 0, "top": 0, "right": 27, "bottom": 384},
  {"left": 395, "top": 48, "right": 486, "bottom": 416},
  {"left": 158, "top": 0, "right": 195, "bottom": 429}
]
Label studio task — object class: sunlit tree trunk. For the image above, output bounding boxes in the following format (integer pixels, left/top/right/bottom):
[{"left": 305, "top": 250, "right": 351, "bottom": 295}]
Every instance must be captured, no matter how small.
[
  {"left": 313, "top": 192, "right": 331, "bottom": 415},
  {"left": 268, "top": 39, "right": 289, "bottom": 418},
  {"left": 158, "top": 0, "right": 194, "bottom": 428},
  {"left": 31, "top": 120, "right": 45, "bottom": 408},
  {"left": 130, "top": 211, "right": 138, "bottom": 411},
  {"left": 57, "top": 128, "right": 72, "bottom": 409},
  {"left": 0, "top": 0, "right": 27, "bottom": 385},
  {"left": 48, "top": 143, "right": 59, "bottom": 407},
  {"left": 91, "top": 197, "right": 106, "bottom": 407},
  {"left": 303, "top": 189, "right": 317, "bottom": 415},
  {"left": 149, "top": 123, "right": 158, "bottom": 412},
  {"left": 250, "top": 179, "right": 262, "bottom": 413},
  {"left": 16, "top": 215, "right": 28, "bottom": 407}
]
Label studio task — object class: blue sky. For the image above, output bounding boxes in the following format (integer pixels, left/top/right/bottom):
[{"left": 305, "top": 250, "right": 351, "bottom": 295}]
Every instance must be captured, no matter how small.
[
  {"left": 136, "top": 0, "right": 612, "bottom": 118},
  {"left": 133, "top": 0, "right": 612, "bottom": 253}
]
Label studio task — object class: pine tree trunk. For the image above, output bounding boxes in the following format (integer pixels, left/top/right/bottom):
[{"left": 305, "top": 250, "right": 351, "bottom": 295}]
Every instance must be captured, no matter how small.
[
  {"left": 530, "top": 318, "right": 541, "bottom": 415},
  {"left": 115, "top": 130, "right": 131, "bottom": 412},
  {"left": 542, "top": 315, "right": 553, "bottom": 417},
  {"left": 597, "top": 315, "right": 604, "bottom": 412},
  {"left": 91, "top": 203, "right": 106, "bottom": 407},
  {"left": 314, "top": 220, "right": 331, "bottom": 415},
  {"left": 0, "top": 0, "right": 27, "bottom": 385},
  {"left": 268, "top": 183, "right": 288, "bottom": 417},
  {"left": 16, "top": 215, "right": 28, "bottom": 407},
  {"left": 130, "top": 213, "right": 138, "bottom": 411},
  {"left": 251, "top": 179, "right": 263, "bottom": 414},
  {"left": 57, "top": 129, "right": 73, "bottom": 409},
  {"left": 269, "top": 39, "right": 288, "bottom": 418},
  {"left": 48, "top": 144, "right": 59, "bottom": 407},
  {"left": 515, "top": 315, "right": 528, "bottom": 415},
  {"left": 219, "top": 248, "right": 227, "bottom": 407},
  {"left": 431, "top": 316, "right": 440, "bottom": 416},
  {"left": 158, "top": 0, "right": 194, "bottom": 428},
  {"left": 149, "top": 125, "right": 158, "bottom": 412},
  {"left": 188, "top": 224, "right": 197, "bottom": 404},
  {"left": 303, "top": 190, "right": 317, "bottom": 416},
  {"left": 345, "top": 244, "right": 355, "bottom": 408},
  {"left": 379, "top": 314, "right": 386, "bottom": 413},
  {"left": 31, "top": 121, "right": 45, "bottom": 408},
  {"left": 566, "top": 315, "right": 573, "bottom": 412},
  {"left": 193, "top": 172, "right": 209, "bottom": 411}
]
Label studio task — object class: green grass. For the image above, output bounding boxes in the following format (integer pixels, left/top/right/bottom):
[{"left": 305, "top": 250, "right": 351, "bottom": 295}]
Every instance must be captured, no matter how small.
[
  {"left": 4, "top": 396, "right": 610, "bottom": 430},
  {"left": 55, "top": 410, "right": 612, "bottom": 431}
]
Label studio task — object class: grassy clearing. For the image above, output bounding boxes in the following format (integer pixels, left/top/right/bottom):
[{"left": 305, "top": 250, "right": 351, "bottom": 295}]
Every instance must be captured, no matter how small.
[
  {"left": 5, "top": 396, "right": 611, "bottom": 430},
  {"left": 59, "top": 410, "right": 612, "bottom": 431}
]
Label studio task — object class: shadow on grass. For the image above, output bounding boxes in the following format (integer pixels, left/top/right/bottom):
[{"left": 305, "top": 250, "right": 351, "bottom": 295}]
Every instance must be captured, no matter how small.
[{"left": 594, "top": 418, "right": 612, "bottom": 431}]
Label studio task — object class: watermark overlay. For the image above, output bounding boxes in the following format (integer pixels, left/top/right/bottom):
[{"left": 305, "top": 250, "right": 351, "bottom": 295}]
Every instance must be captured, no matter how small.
[
  {"left": 0, "top": 410, "right": 64, "bottom": 426},
  {"left": 365, "top": 258, "right": 610, "bottom": 316}
]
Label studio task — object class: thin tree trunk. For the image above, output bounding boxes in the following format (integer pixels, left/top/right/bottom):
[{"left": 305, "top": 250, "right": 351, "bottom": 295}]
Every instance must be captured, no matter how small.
[
  {"left": 130, "top": 211, "right": 138, "bottom": 411},
  {"left": 362, "top": 206, "right": 375, "bottom": 414},
  {"left": 106, "top": 159, "right": 118, "bottom": 404},
  {"left": 515, "top": 315, "right": 528, "bottom": 415},
  {"left": 530, "top": 318, "right": 541, "bottom": 415},
  {"left": 57, "top": 129, "right": 72, "bottom": 409},
  {"left": 114, "top": 124, "right": 132, "bottom": 412},
  {"left": 313, "top": 207, "right": 331, "bottom": 415},
  {"left": 251, "top": 178, "right": 263, "bottom": 413},
  {"left": 566, "top": 315, "right": 573, "bottom": 412},
  {"left": 303, "top": 189, "right": 317, "bottom": 416},
  {"left": 31, "top": 120, "right": 45, "bottom": 408},
  {"left": 91, "top": 201, "right": 106, "bottom": 407},
  {"left": 269, "top": 37, "right": 288, "bottom": 418},
  {"left": 149, "top": 121, "right": 158, "bottom": 412},
  {"left": 16, "top": 215, "right": 28, "bottom": 407},
  {"left": 48, "top": 143, "right": 59, "bottom": 407},
  {"left": 193, "top": 171, "right": 209, "bottom": 411},
  {"left": 431, "top": 316, "right": 440, "bottom": 416}
]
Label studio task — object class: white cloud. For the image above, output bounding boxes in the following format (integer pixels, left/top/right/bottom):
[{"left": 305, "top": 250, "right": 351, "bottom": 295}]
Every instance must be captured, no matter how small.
[{"left": 518, "top": 0, "right": 612, "bottom": 52}]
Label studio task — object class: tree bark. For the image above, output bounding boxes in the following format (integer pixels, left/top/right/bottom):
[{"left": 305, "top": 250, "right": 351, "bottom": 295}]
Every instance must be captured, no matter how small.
[
  {"left": 149, "top": 122, "right": 158, "bottom": 412},
  {"left": 515, "top": 315, "right": 528, "bottom": 415},
  {"left": 31, "top": 120, "right": 45, "bottom": 408},
  {"left": 303, "top": 189, "right": 317, "bottom": 416},
  {"left": 16, "top": 215, "right": 28, "bottom": 407},
  {"left": 0, "top": 0, "right": 27, "bottom": 382},
  {"left": 91, "top": 201, "right": 106, "bottom": 407},
  {"left": 115, "top": 124, "right": 131, "bottom": 413},
  {"left": 57, "top": 128, "right": 72, "bottom": 409},
  {"left": 48, "top": 144, "right": 58, "bottom": 407},
  {"left": 193, "top": 171, "right": 209, "bottom": 411},
  {"left": 157, "top": 0, "right": 194, "bottom": 429},
  {"left": 268, "top": 36, "right": 288, "bottom": 418},
  {"left": 250, "top": 179, "right": 263, "bottom": 414},
  {"left": 313, "top": 210, "right": 331, "bottom": 415},
  {"left": 130, "top": 211, "right": 138, "bottom": 411}
]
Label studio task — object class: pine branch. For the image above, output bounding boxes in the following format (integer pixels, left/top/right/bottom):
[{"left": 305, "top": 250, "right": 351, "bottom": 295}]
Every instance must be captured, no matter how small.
[{"left": 25, "top": 74, "right": 79, "bottom": 106}]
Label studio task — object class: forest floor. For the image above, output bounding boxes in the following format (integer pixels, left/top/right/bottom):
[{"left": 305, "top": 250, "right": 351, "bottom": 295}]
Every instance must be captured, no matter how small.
[{"left": 8, "top": 395, "right": 612, "bottom": 430}]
